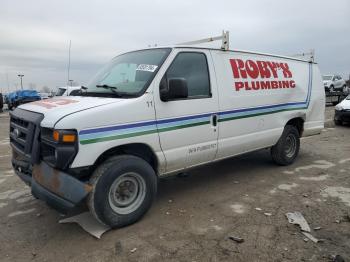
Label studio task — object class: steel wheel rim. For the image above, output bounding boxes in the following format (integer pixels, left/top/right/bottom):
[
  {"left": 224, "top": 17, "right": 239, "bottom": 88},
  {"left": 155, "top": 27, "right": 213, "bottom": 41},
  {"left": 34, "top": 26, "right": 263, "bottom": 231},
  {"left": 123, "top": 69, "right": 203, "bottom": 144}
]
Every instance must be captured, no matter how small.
[
  {"left": 284, "top": 134, "right": 297, "bottom": 158},
  {"left": 108, "top": 172, "right": 146, "bottom": 215}
]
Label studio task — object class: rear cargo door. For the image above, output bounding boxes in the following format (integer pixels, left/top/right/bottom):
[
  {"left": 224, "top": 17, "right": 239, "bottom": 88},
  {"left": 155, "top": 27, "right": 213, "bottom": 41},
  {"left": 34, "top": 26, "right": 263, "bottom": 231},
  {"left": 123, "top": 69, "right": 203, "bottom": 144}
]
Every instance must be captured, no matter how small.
[{"left": 153, "top": 49, "right": 219, "bottom": 173}]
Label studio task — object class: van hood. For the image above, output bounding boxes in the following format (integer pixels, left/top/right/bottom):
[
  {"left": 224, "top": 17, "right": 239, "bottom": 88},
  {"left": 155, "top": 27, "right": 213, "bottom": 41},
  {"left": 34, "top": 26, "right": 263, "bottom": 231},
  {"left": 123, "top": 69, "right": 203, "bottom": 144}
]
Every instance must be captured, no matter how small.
[{"left": 18, "top": 96, "right": 123, "bottom": 127}]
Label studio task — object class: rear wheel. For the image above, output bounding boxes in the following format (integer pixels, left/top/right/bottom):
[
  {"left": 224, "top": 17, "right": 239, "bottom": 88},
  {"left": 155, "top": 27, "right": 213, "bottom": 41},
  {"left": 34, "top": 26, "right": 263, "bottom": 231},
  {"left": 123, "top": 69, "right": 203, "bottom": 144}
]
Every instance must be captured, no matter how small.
[
  {"left": 271, "top": 125, "right": 300, "bottom": 166},
  {"left": 88, "top": 155, "right": 157, "bottom": 228}
]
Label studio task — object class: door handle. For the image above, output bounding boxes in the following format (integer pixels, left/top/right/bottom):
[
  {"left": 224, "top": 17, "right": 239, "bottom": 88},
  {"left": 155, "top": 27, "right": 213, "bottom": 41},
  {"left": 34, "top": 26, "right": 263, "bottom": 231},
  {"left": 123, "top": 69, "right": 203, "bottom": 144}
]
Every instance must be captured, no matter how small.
[{"left": 211, "top": 114, "right": 218, "bottom": 127}]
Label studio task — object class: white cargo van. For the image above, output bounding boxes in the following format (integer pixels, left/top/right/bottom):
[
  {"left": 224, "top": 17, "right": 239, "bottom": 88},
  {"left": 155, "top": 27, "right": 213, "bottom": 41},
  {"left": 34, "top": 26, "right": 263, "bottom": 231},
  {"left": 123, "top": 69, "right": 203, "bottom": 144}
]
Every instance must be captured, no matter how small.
[{"left": 10, "top": 33, "right": 325, "bottom": 227}]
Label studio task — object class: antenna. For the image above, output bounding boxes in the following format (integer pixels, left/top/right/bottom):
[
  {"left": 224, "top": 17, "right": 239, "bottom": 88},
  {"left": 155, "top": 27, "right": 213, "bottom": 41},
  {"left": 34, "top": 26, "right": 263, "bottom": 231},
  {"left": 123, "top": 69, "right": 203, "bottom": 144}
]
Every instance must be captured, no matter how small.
[{"left": 177, "top": 30, "right": 230, "bottom": 51}]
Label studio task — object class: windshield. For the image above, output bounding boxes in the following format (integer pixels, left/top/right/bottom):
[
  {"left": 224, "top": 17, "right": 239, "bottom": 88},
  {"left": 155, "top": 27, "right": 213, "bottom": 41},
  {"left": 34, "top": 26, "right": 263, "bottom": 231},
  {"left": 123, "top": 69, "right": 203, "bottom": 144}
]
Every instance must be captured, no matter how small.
[
  {"left": 322, "top": 75, "right": 333, "bottom": 81},
  {"left": 56, "top": 88, "right": 66, "bottom": 96},
  {"left": 85, "top": 48, "right": 171, "bottom": 97}
]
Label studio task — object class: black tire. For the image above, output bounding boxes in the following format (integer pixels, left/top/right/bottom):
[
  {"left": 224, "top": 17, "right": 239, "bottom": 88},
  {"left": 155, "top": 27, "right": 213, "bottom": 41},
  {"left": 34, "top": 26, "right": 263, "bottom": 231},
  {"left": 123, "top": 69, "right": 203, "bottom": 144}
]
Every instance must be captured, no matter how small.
[
  {"left": 88, "top": 155, "right": 157, "bottom": 228},
  {"left": 334, "top": 119, "right": 342, "bottom": 126},
  {"left": 271, "top": 125, "right": 300, "bottom": 166}
]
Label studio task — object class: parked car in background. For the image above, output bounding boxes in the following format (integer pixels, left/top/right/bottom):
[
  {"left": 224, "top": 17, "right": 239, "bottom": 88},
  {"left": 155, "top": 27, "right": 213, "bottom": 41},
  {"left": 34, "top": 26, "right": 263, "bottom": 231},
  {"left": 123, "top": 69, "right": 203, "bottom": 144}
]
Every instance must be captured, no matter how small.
[
  {"left": 7, "top": 90, "right": 41, "bottom": 110},
  {"left": 38, "top": 92, "right": 50, "bottom": 99},
  {"left": 334, "top": 95, "right": 350, "bottom": 125},
  {"left": 56, "top": 86, "right": 82, "bottom": 96},
  {"left": 323, "top": 74, "right": 347, "bottom": 92},
  {"left": 0, "top": 93, "right": 3, "bottom": 111}
]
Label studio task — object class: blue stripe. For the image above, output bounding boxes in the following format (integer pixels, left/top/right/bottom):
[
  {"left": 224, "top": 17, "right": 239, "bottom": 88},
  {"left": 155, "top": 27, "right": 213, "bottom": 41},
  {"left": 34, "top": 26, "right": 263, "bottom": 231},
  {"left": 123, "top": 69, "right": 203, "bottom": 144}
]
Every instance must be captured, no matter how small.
[{"left": 80, "top": 63, "right": 313, "bottom": 136}]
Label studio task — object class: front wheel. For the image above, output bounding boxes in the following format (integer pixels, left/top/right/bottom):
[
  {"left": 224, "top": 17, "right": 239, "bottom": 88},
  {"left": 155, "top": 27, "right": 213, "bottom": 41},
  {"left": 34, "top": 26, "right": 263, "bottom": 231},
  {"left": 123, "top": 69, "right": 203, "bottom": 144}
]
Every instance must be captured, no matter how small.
[
  {"left": 271, "top": 125, "right": 300, "bottom": 166},
  {"left": 88, "top": 155, "right": 157, "bottom": 228}
]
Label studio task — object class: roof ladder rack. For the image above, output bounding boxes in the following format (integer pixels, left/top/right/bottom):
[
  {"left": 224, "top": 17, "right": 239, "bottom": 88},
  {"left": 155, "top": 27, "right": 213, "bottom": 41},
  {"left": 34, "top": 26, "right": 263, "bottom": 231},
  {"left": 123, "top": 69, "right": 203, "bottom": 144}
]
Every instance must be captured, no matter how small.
[
  {"left": 291, "top": 49, "right": 315, "bottom": 62},
  {"left": 177, "top": 30, "right": 230, "bottom": 51}
]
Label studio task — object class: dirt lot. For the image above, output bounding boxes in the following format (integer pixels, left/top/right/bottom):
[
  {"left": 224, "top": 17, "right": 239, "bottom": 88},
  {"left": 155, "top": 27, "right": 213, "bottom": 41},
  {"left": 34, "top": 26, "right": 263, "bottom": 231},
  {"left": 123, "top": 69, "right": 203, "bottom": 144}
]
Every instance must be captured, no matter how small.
[{"left": 0, "top": 106, "right": 349, "bottom": 262}]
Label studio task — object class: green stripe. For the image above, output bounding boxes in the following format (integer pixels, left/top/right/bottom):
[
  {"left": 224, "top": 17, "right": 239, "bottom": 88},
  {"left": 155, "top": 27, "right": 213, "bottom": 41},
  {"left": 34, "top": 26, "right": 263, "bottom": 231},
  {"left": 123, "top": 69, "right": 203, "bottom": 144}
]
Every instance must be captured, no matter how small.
[
  {"left": 158, "top": 120, "right": 209, "bottom": 133},
  {"left": 80, "top": 129, "right": 158, "bottom": 145},
  {"left": 80, "top": 107, "right": 307, "bottom": 145},
  {"left": 218, "top": 107, "right": 307, "bottom": 122},
  {"left": 80, "top": 120, "right": 210, "bottom": 144}
]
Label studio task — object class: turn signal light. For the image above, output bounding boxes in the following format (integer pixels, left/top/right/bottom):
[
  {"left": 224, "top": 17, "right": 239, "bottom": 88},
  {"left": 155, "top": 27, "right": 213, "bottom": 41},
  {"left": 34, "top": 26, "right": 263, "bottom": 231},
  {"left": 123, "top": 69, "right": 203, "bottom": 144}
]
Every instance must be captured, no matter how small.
[
  {"left": 62, "top": 134, "right": 76, "bottom": 143},
  {"left": 53, "top": 130, "right": 60, "bottom": 142}
]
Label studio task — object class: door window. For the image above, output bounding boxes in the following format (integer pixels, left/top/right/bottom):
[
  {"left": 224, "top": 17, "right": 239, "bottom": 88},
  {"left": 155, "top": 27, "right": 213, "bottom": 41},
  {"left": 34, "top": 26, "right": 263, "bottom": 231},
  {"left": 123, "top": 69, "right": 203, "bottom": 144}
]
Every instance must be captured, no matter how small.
[{"left": 164, "top": 52, "right": 211, "bottom": 99}]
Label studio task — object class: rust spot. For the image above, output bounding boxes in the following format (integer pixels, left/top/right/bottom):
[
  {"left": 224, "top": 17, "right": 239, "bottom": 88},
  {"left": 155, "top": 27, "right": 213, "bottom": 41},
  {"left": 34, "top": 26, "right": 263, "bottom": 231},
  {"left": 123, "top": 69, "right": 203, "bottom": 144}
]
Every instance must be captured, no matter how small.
[
  {"left": 84, "top": 184, "right": 93, "bottom": 193},
  {"left": 51, "top": 168, "right": 61, "bottom": 194},
  {"left": 32, "top": 164, "right": 44, "bottom": 185}
]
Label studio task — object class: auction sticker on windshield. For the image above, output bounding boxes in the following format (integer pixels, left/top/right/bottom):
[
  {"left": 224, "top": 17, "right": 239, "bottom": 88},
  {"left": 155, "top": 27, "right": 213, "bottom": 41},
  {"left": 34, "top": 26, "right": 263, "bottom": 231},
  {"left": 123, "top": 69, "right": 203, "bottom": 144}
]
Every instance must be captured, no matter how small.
[{"left": 136, "top": 64, "right": 158, "bottom": 72}]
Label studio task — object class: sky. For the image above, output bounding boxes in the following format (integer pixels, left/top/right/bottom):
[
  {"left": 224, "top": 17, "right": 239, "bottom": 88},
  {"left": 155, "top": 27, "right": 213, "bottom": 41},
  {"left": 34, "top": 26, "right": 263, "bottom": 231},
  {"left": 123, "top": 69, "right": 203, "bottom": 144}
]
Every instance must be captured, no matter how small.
[{"left": 0, "top": 0, "right": 349, "bottom": 92}]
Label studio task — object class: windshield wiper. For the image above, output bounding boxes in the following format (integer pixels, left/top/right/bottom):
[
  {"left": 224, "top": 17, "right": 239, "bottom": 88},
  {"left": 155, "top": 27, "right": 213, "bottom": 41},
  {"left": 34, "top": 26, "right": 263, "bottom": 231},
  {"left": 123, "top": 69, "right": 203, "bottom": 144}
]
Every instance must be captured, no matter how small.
[{"left": 96, "top": 84, "right": 118, "bottom": 92}]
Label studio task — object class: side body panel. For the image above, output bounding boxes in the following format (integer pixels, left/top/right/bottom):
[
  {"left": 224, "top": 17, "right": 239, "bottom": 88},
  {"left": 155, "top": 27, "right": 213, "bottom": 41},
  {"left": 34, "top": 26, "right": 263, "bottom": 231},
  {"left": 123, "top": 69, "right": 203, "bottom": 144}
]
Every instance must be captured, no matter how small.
[{"left": 210, "top": 50, "right": 324, "bottom": 160}]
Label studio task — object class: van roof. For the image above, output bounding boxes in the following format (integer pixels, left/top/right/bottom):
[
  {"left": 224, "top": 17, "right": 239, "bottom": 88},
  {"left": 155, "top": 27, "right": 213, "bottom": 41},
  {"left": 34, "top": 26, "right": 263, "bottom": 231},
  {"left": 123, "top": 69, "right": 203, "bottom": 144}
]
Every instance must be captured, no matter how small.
[{"left": 143, "top": 46, "right": 316, "bottom": 64}]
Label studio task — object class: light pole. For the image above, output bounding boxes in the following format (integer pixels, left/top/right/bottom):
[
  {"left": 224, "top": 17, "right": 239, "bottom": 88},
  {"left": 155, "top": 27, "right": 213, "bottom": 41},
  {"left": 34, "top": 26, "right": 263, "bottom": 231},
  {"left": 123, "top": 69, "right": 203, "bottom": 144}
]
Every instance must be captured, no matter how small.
[{"left": 17, "top": 74, "right": 24, "bottom": 90}]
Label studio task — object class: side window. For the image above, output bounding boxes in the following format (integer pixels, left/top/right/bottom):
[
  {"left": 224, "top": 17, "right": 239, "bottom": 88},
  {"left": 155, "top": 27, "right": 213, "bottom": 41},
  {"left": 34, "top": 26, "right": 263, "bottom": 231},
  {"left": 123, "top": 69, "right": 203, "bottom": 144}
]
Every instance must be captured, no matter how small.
[
  {"left": 165, "top": 52, "right": 211, "bottom": 98},
  {"left": 69, "top": 90, "right": 81, "bottom": 96}
]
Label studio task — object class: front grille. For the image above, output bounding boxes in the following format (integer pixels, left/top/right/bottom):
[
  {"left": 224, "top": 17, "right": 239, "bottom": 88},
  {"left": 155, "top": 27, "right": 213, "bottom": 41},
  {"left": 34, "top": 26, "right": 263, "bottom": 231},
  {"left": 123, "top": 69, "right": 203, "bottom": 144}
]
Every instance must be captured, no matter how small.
[
  {"left": 9, "top": 109, "right": 44, "bottom": 166},
  {"left": 10, "top": 116, "right": 35, "bottom": 154}
]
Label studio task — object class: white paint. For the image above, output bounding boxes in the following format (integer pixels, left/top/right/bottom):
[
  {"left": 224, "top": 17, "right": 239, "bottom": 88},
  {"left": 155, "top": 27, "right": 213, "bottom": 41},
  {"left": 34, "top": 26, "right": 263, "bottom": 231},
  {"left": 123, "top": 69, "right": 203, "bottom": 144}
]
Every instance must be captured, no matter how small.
[
  {"left": 8, "top": 208, "right": 36, "bottom": 217},
  {"left": 299, "top": 174, "right": 329, "bottom": 181},
  {"left": 255, "top": 207, "right": 262, "bottom": 211},
  {"left": 16, "top": 196, "right": 35, "bottom": 204},
  {"left": 4, "top": 170, "right": 14, "bottom": 174},
  {"left": 322, "top": 187, "right": 350, "bottom": 207},
  {"left": 230, "top": 204, "right": 245, "bottom": 214},
  {"left": 0, "top": 202, "right": 8, "bottom": 208},
  {"left": 212, "top": 225, "right": 223, "bottom": 231},
  {"left": 278, "top": 183, "right": 298, "bottom": 191},
  {"left": 9, "top": 189, "right": 31, "bottom": 200},
  {"left": 269, "top": 188, "right": 277, "bottom": 194},
  {"left": 0, "top": 154, "right": 10, "bottom": 158},
  {"left": 0, "top": 190, "right": 15, "bottom": 200},
  {"left": 339, "top": 158, "right": 350, "bottom": 164},
  {"left": 283, "top": 171, "right": 294, "bottom": 175},
  {"left": 295, "top": 160, "right": 335, "bottom": 172},
  {"left": 0, "top": 178, "right": 6, "bottom": 184}
]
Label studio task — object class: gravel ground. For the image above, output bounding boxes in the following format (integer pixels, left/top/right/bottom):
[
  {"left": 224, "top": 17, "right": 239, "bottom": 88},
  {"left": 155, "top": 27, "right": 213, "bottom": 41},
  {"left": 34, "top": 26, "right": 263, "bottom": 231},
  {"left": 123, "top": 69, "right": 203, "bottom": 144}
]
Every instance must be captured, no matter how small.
[{"left": 0, "top": 106, "right": 349, "bottom": 262}]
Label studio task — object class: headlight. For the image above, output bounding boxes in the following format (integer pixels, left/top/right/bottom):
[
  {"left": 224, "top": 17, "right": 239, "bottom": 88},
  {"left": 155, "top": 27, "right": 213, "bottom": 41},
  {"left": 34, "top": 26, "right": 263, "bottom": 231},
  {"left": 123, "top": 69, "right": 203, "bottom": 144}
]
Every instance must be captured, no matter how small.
[{"left": 40, "top": 128, "right": 78, "bottom": 170}]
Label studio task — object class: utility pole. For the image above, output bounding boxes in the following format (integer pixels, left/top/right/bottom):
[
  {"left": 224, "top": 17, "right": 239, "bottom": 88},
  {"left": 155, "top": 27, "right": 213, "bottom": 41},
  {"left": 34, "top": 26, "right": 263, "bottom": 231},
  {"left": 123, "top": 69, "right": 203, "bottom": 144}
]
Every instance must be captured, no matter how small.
[
  {"left": 67, "top": 40, "right": 71, "bottom": 86},
  {"left": 17, "top": 74, "right": 24, "bottom": 90},
  {"left": 6, "top": 73, "right": 10, "bottom": 93}
]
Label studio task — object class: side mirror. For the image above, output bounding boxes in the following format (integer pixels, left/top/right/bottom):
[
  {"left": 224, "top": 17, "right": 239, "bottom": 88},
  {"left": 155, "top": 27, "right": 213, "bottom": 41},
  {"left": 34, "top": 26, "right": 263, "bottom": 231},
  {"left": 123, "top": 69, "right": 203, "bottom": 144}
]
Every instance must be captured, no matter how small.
[{"left": 160, "top": 77, "right": 188, "bottom": 101}]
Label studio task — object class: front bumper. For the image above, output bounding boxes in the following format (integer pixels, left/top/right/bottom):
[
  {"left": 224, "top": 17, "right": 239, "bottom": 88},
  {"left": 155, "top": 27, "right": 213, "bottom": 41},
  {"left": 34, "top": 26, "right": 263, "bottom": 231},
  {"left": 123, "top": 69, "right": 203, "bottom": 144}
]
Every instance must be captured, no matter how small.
[
  {"left": 334, "top": 110, "right": 350, "bottom": 122},
  {"left": 15, "top": 161, "right": 92, "bottom": 214}
]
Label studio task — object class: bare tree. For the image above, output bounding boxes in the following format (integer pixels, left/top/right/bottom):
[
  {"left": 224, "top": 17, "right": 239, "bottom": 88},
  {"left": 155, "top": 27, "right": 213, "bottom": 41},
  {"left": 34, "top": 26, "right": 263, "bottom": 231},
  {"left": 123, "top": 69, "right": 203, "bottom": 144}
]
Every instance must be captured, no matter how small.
[{"left": 41, "top": 86, "right": 50, "bottom": 93}]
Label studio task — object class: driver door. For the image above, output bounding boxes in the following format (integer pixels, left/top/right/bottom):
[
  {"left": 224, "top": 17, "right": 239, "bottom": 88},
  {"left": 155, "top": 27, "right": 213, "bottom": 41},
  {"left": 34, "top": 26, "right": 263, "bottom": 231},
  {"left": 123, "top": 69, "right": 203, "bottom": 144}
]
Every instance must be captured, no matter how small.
[{"left": 153, "top": 50, "right": 219, "bottom": 173}]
